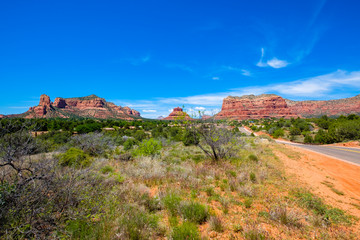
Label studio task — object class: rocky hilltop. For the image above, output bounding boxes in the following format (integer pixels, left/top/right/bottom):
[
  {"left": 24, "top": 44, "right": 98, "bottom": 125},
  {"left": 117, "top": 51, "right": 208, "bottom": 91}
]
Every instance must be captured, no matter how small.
[
  {"left": 215, "top": 94, "right": 360, "bottom": 120},
  {"left": 7, "top": 94, "right": 141, "bottom": 120},
  {"left": 164, "top": 107, "right": 192, "bottom": 120}
]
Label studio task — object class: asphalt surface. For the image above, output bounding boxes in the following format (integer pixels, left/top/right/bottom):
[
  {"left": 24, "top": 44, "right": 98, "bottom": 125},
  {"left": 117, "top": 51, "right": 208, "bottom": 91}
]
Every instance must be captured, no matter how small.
[
  {"left": 275, "top": 140, "right": 360, "bottom": 166},
  {"left": 238, "top": 127, "right": 360, "bottom": 166}
]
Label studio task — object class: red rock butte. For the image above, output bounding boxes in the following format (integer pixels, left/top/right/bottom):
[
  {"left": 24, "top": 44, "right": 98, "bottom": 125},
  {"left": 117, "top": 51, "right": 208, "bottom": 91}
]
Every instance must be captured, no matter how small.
[
  {"left": 6, "top": 94, "right": 141, "bottom": 120},
  {"left": 164, "top": 107, "right": 193, "bottom": 120},
  {"left": 215, "top": 94, "right": 360, "bottom": 120}
]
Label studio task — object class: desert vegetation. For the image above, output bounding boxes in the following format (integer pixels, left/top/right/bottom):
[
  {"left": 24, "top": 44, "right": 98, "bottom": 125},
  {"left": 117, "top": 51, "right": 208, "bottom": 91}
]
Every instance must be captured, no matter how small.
[
  {"left": 243, "top": 114, "right": 360, "bottom": 144},
  {"left": 0, "top": 117, "right": 358, "bottom": 239}
]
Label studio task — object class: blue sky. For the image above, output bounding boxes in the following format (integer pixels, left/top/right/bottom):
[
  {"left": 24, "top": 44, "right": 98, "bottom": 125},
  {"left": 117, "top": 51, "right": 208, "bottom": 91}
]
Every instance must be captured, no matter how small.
[{"left": 1, "top": 0, "right": 360, "bottom": 118}]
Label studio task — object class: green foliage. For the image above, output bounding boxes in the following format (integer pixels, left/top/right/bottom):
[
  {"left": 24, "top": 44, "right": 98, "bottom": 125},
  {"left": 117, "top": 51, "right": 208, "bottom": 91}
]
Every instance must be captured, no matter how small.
[
  {"left": 292, "top": 189, "right": 352, "bottom": 224},
  {"left": 58, "top": 148, "right": 92, "bottom": 168},
  {"left": 179, "top": 201, "right": 208, "bottom": 223},
  {"left": 100, "top": 165, "right": 114, "bottom": 174},
  {"left": 248, "top": 154, "right": 258, "bottom": 162},
  {"left": 134, "top": 138, "right": 162, "bottom": 156},
  {"left": 304, "top": 134, "right": 314, "bottom": 143},
  {"left": 118, "top": 205, "right": 160, "bottom": 240},
  {"left": 272, "top": 128, "right": 284, "bottom": 138},
  {"left": 250, "top": 172, "right": 256, "bottom": 183},
  {"left": 171, "top": 222, "right": 200, "bottom": 240},
  {"left": 162, "top": 192, "right": 182, "bottom": 216},
  {"left": 134, "top": 130, "right": 148, "bottom": 142},
  {"left": 244, "top": 198, "right": 253, "bottom": 208},
  {"left": 123, "top": 138, "right": 137, "bottom": 150},
  {"left": 182, "top": 129, "right": 199, "bottom": 146},
  {"left": 209, "top": 216, "right": 224, "bottom": 232},
  {"left": 75, "top": 122, "right": 102, "bottom": 133}
]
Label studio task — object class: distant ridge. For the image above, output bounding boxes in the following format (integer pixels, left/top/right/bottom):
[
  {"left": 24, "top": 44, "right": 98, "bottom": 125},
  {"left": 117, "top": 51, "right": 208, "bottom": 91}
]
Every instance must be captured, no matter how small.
[
  {"left": 3, "top": 94, "right": 141, "bottom": 120},
  {"left": 216, "top": 94, "right": 360, "bottom": 120}
]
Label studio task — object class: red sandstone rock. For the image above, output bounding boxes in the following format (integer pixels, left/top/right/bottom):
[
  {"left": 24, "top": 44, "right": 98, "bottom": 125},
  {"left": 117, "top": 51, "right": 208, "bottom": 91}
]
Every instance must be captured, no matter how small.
[
  {"left": 11, "top": 94, "right": 141, "bottom": 120},
  {"left": 164, "top": 107, "right": 193, "bottom": 120},
  {"left": 216, "top": 94, "right": 360, "bottom": 120},
  {"left": 216, "top": 94, "right": 298, "bottom": 120}
]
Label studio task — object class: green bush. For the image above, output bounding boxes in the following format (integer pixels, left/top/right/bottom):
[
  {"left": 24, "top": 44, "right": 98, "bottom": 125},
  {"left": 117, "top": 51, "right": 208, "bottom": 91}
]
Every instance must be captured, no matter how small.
[
  {"left": 179, "top": 201, "right": 208, "bottom": 223},
  {"left": 58, "top": 148, "right": 92, "bottom": 168},
  {"left": 171, "top": 222, "right": 200, "bottom": 240},
  {"left": 182, "top": 129, "right": 199, "bottom": 146},
  {"left": 248, "top": 154, "right": 258, "bottom": 162},
  {"left": 123, "top": 138, "right": 137, "bottom": 150},
  {"left": 100, "top": 165, "right": 114, "bottom": 174},
  {"left": 134, "top": 138, "right": 162, "bottom": 156},
  {"left": 162, "top": 192, "right": 182, "bottom": 216}
]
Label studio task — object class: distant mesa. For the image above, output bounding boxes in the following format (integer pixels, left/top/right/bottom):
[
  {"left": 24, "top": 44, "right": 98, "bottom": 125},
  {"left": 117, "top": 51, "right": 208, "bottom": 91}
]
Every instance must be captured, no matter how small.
[
  {"left": 157, "top": 116, "right": 165, "bottom": 120},
  {"left": 4, "top": 94, "right": 141, "bottom": 120},
  {"left": 215, "top": 94, "right": 360, "bottom": 120},
  {"left": 201, "top": 115, "right": 212, "bottom": 120},
  {"left": 164, "top": 107, "right": 193, "bottom": 120}
]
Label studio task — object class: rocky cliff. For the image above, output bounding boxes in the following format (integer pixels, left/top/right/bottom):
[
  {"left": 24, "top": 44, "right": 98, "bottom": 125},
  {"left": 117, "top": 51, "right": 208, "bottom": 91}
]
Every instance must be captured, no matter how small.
[
  {"left": 215, "top": 94, "right": 360, "bottom": 120},
  {"left": 216, "top": 94, "right": 298, "bottom": 120},
  {"left": 9, "top": 94, "right": 141, "bottom": 120},
  {"left": 287, "top": 95, "right": 360, "bottom": 117},
  {"left": 164, "top": 107, "right": 192, "bottom": 120}
]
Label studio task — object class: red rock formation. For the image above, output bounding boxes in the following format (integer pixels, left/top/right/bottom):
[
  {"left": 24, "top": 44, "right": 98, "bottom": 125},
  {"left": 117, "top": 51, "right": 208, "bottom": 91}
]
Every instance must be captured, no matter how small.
[
  {"left": 11, "top": 94, "right": 141, "bottom": 120},
  {"left": 216, "top": 94, "right": 360, "bottom": 120},
  {"left": 287, "top": 95, "right": 360, "bottom": 117},
  {"left": 0, "top": 114, "right": 4, "bottom": 118},
  {"left": 216, "top": 94, "right": 298, "bottom": 120},
  {"left": 164, "top": 107, "right": 193, "bottom": 120}
]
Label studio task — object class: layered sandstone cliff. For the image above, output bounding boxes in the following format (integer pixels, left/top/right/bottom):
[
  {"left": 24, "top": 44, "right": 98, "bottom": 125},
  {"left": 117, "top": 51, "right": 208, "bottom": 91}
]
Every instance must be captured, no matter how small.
[
  {"left": 164, "top": 107, "right": 192, "bottom": 120},
  {"left": 215, "top": 94, "right": 360, "bottom": 120},
  {"left": 11, "top": 94, "right": 141, "bottom": 120}
]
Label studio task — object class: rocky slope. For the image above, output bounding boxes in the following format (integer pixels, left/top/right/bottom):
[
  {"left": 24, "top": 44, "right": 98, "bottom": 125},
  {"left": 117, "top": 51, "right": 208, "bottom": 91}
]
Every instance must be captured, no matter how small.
[
  {"left": 6, "top": 94, "right": 141, "bottom": 120},
  {"left": 215, "top": 94, "right": 360, "bottom": 120},
  {"left": 164, "top": 107, "right": 192, "bottom": 120}
]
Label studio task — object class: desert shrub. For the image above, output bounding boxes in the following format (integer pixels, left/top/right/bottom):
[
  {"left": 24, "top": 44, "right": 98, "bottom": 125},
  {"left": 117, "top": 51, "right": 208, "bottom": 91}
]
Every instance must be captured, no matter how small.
[
  {"left": 123, "top": 138, "right": 137, "bottom": 150},
  {"left": 69, "top": 133, "right": 113, "bottom": 156},
  {"left": 269, "top": 205, "right": 300, "bottom": 227},
  {"left": 209, "top": 216, "right": 224, "bottom": 232},
  {"left": 171, "top": 222, "right": 200, "bottom": 240},
  {"left": 75, "top": 122, "right": 102, "bottom": 134},
  {"left": 272, "top": 129, "right": 284, "bottom": 138},
  {"left": 182, "top": 129, "right": 199, "bottom": 146},
  {"left": 304, "top": 134, "right": 314, "bottom": 143},
  {"left": 292, "top": 189, "right": 352, "bottom": 224},
  {"left": 100, "top": 165, "right": 114, "bottom": 174},
  {"left": 179, "top": 201, "right": 208, "bottom": 223},
  {"left": 243, "top": 225, "right": 267, "bottom": 240},
  {"left": 117, "top": 205, "right": 161, "bottom": 240},
  {"left": 58, "top": 148, "right": 92, "bottom": 168},
  {"left": 244, "top": 198, "right": 253, "bottom": 208},
  {"left": 134, "top": 130, "right": 148, "bottom": 142},
  {"left": 248, "top": 154, "right": 258, "bottom": 162},
  {"left": 162, "top": 192, "right": 182, "bottom": 216},
  {"left": 117, "top": 152, "right": 133, "bottom": 161},
  {"left": 134, "top": 138, "right": 162, "bottom": 156},
  {"left": 250, "top": 172, "right": 257, "bottom": 183}
]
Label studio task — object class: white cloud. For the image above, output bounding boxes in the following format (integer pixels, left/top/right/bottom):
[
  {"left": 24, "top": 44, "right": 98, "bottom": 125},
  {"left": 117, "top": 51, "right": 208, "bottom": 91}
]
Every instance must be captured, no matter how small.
[
  {"left": 142, "top": 109, "right": 157, "bottom": 113},
  {"left": 220, "top": 66, "right": 251, "bottom": 76},
  {"left": 212, "top": 77, "right": 220, "bottom": 80},
  {"left": 266, "top": 58, "right": 289, "bottom": 68},
  {"left": 195, "top": 107, "right": 206, "bottom": 110},
  {"left": 256, "top": 48, "right": 289, "bottom": 69}
]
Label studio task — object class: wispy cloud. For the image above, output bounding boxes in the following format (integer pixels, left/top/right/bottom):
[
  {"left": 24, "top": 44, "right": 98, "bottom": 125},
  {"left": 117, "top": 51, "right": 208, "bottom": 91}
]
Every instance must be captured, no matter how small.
[
  {"left": 143, "top": 109, "right": 157, "bottom": 113},
  {"left": 212, "top": 76, "right": 220, "bottom": 80},
  {"left": 220, "top": 66, "right": 251, "bottom": 76},
  {"left": 256, "top": 48, "right": 289, "bottom": 68}
]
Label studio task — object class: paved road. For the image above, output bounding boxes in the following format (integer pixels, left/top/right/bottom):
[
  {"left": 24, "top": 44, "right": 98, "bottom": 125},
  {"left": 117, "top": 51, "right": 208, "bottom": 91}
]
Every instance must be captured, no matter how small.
[
  {"left": 276, "top": 140, "right": 360, "bottom": 166},
  {"left": 239, "top": 127, "right": 360, "bottom": 166}
]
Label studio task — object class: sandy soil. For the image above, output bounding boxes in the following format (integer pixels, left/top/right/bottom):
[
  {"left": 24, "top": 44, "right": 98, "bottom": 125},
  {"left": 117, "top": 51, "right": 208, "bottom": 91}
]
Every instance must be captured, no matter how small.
[
  {"left": 330, "top": 141, "right": 360, "bottom": 148},
  {"left": 274, "top": 143, "right": 360, "bottom": 228}
]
